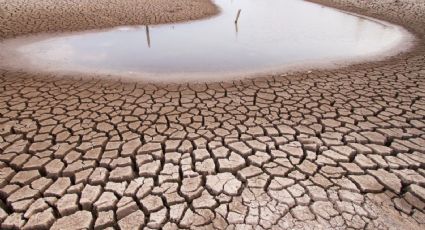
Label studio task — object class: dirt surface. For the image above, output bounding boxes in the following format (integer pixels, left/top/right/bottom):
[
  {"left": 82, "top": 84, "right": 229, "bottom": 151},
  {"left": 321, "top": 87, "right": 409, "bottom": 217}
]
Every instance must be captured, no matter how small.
[
  {"left": 0, "top": 0, "right": 219, "bottom": 39},
  {"left": 310, "top": 0, "right": 425, "bottom": 36},
  {"left": 1, "top": 0, "right": 425, "bottom": 229}
]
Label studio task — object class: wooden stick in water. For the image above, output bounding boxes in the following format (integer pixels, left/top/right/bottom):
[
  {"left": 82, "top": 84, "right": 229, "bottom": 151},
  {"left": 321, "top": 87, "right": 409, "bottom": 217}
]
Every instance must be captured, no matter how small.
[
  {"left": 235, "top": 9, "right": 241, "bottom": 24},
  {"left": 146, "top": 25, "right": 151, "bottom": 48}
]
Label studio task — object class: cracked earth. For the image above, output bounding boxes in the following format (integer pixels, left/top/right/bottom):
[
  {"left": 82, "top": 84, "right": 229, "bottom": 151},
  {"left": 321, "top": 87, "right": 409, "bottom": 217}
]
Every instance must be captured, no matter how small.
[
  {"left": 0, "top": 0, "right": 218, "bottom": 39},
  {"left": 1, "top": 0, "right": 425, "bottom": 229}
]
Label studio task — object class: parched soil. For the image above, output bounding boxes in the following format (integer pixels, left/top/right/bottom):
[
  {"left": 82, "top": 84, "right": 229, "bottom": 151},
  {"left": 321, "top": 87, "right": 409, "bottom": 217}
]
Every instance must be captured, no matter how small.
[
  {"left": 310, "top": 0, "right": 425, "bottom": 36},
  {"left": 1, "top": 0, "right": 425, "bottom": 229},
  {"left": 0, "top": 0, "right": 219, "bottom": 39}
]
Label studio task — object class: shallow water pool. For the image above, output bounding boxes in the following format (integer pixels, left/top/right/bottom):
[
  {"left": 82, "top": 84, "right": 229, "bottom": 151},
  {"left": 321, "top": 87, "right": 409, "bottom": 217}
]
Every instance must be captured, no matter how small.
[{"left": 0, "top": 0, "right": 412, "bottom": 82}]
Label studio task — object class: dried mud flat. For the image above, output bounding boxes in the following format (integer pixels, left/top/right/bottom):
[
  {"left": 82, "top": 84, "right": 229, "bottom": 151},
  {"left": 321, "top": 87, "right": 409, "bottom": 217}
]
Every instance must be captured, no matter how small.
[
  {"left": 0, "top": 0, "right": 218, "bottom": 39},
  {"left": 1, "top": 0, "right": 425, "bottom": 229}
]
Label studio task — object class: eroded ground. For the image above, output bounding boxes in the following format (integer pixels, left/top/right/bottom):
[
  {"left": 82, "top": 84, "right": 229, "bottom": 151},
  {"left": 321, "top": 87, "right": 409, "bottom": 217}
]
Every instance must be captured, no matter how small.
[
  {"left": 1, "top": 0, "right": 425, "bottom": 229},
  {"left": 0, "top": 0, "right": 218, "bottom": 39}
]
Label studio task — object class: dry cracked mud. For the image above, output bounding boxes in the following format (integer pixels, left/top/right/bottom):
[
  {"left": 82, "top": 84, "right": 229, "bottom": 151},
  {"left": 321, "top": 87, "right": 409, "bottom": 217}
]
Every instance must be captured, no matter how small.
[
  {"left": 0, "top": 0, "right": 219, "bottom": 39},
  {"left": 1, "top": 0, "right": 425, "bottom": 229}
]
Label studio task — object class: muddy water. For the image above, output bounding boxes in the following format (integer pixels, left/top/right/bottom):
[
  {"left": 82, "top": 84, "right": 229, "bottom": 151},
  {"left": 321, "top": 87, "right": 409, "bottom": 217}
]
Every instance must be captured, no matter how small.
[{"left": 0, "top": 0, "right": 413, "bottom": 82}]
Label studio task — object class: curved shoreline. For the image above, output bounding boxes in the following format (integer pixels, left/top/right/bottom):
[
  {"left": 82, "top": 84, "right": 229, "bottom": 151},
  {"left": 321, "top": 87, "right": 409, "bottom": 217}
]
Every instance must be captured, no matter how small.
[
  {"left": 0, "top": 0, "right": 416, "bottom": 84},
  {"left": 0, "top": 0, "right": 219, "bottom": 40},
  {"left": 309, "top": 0, "right": 425, "bottom": 37},
  {"left": 0, "top": 0, "right": 419, "bottom": 84},
  {"left": 0, "top": 0, "right": 423, "bottom": 81}
]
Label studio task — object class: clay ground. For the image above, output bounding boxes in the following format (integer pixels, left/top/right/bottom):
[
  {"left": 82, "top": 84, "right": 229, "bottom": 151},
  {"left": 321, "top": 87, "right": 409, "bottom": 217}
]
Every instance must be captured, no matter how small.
[
  {"left": 0, "top": 0, "right": 218, "bottom": 39},
  {"left": 1, "top": 0, "right": 425, "bottom": 229}
]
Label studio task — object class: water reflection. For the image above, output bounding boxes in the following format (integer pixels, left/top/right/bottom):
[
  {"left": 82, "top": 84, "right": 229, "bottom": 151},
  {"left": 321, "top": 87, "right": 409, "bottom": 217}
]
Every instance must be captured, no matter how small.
[{"left": 0, "top": 0, "right": 411, "bottom": 82}]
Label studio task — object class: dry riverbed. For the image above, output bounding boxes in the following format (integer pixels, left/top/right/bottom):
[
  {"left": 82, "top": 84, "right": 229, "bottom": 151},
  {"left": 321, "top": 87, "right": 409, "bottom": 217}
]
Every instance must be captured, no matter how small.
[{"left": 0, "top": 0, "right": 425, "bottom": 229}]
